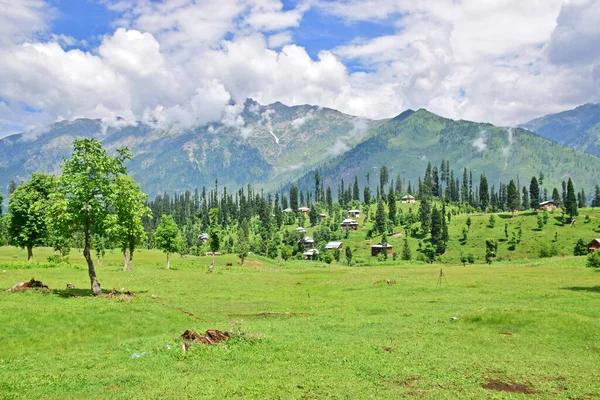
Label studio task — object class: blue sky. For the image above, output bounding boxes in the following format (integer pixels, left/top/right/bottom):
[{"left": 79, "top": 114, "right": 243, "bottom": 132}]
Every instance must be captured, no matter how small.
[{"left": 0, "top": 0, "right": 599, "bottom": 137}]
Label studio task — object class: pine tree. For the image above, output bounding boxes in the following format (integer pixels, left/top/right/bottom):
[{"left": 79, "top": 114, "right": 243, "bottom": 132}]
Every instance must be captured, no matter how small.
[
  {"left": 565, "top": 178, "right": 578, "bottom": 220},
  {"left": 374, "top": 198, "right": 387, "bottom": 235},
  {"left": 353, "top": 176, "right": 360, "bottom": 201},
  {"left": 507, "top": 180, "right": 519, "bottom": 215},
  {"left": 521, "top": 186, "right": 530, "bottom": 210},
  {"left": 594, "top": 185, "right": 600, "bottom": 207},
  {"left": 401, "top": 238, "right": 411, "bottom": 260},
  {"left": 387, "top": 186, "right": 397, "bottom": 225},
  {"left": 479, "top": 174, "right": 489, "bottom": 211},
  {"left": 419, "top": 197, "right": 432, "bottom": 236}
]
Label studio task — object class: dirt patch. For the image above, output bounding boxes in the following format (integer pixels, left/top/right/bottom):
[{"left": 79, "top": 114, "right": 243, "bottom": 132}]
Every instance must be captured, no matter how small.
[
  {"left": 7, "top": 278, "right": 49, "bottom": 292},
  {"left": 181, "top": 329, "right": 230, "bottom": 349},
  {"left": 245, "top": 260, "right": 263, "bottom": 266},
  {"left": 232, "top": 312, "right": 310, "bottom": 318},
  {"left": 372, "top": 279, "right": 396, "bottom": 286},
  {"left": 381, "top": 346, "right": 393, "bottom": 352},
  {"left": 102, "top": 288, "right": 135, "bottom": 302},
  {"left": 482, "top": 378, "right": 533, "bottom": 394}
]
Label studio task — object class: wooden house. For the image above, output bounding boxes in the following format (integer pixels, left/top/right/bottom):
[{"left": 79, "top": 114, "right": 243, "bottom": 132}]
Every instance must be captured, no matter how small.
[
  {"left": 347, "top": 209, "right": 361, "bottom": 218},
  {"left": 303, "top": 236, "right": 315, "bottom": 249},
  {"left": 371, "top": 243, "right": 393, "bottom": 257},
  {"left": 296, "top": 226, "right": 307, "bottom": 235},
  {"left": 303, "top": 248, "right": 319, "bottom": 260},
  {"left": 198, "top": 233, "right": 209, "bottom": 243},
  {"left": 325, "top": 241, "right": 343, "bottom": 251},
  {"left": 588, "top": 239, "right": 600, "bottom": 253},
  {"left": 340, "top": 218, "right": 359, "bottom": 230},
  {"left": 298, "top": 207, "right": 310, "bottom": 216},
  {"left": 401, "top": 195, "right": 416, "bottom": 203},
  {"left": 539, "top": 200, "right": 558, "bottom": 211}
]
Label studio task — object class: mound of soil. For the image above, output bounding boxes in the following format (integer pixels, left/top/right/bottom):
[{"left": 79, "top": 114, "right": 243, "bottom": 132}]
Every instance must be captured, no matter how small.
[
  {"left": 483, "top": 378, "right": 532, "bottom": 394},
  {"left": 102, "top": 288, "right": 135, "bottom": 302},
  {"left": 181, "top": 329, "right": 231, "bottom": 346},
  {"left": 7, "top": 278, "right": 49, "bottom": 292}
]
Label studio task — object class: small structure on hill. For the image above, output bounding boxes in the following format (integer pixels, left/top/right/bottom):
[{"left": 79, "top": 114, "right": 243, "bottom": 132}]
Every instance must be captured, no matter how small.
[
  {"left": 283, "top": 208, "right": 293, "bottom": 213},
  {"left": 303, "top": 236, "right": 315, "bottom": 249},
  {"left": 401, "top": 195, "right": 416, "bottom": 203},
  {"left": 341, "top": 218, "right": 359, "bottom": 230},
  {"left": 303, "top": 248, "right": 319, "bottom": 260},
  {"left": 319, "top": 213, "right": 327, "bottom": 221},
  {"left": 325, "top": 241, "right": 343, "bottom": 251},
  {"left": 198, "top": 233, "right": 209, "bottom": 243},
  {"left": 588, "top": 238, "right": 600, "bottom": 253},
  {"left": 296, "top": 226, "right": 307, "bottom": 235},
  {"left": 298, "top": 206, "right": 310, "bottom": 215},
  {"left": 371, "top": 243, "right": 393, "bottom": 257},
  {"left": 347, "top": 209, "right": 361, "bottom": 218},
  {"left": 539, "top": 200, "right": 558, "bottom": 211}
]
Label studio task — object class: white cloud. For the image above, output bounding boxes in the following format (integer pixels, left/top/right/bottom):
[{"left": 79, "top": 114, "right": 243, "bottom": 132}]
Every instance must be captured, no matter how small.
[
  {"left": 472, "top": 136, "right": 487, "bottom": 152},
  {"left": 1, "top": 0, "right": 600, "bottom": 139}
]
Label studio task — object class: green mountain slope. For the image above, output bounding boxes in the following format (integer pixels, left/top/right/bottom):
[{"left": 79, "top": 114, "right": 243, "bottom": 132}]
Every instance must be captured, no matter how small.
[
  {"left": 520, "top": 103, "right": 600, "bottom": 156},
  {"left": 295, "top": 109, "right": 600, "bottom": 193}
]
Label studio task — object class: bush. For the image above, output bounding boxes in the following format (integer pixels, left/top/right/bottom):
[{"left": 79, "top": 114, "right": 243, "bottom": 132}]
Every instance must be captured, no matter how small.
[
  {"left": 586, "top": 249, "right": 600, "bottom": 268},
  {"left": 574, "top": 239, "right": 588, "bottom": 256},
  {"left": 539, "top": 243, "right": 559, "bottom": 258}
]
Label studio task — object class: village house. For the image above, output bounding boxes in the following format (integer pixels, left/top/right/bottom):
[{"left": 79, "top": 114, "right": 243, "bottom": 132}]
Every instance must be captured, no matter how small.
[
  {"left": 319, "top": 213, "right": 327, "bottom": 221},
  {"left": 347, "top": 209, "right": 361, "bottom": 218},
  {"left": 588, "top": 238, "right": 600, "bottom": 253},
  {"left": 539, "top": 200, "right": 558, "bottom": 211},
  {"left": 325, "top": 241, "right": 343, "bottom": 251},
  {"left": 303, "top": 248, "right": 319, "bottom": 260},
  {"left": 198, "top": 233, "right": 208, "bottom": 243},
  {"left": 298, "top": 206, "right": 310, "bottom": 216},
  {"left": 371, "top": 243, "right": 393, "bottom": 257},
  {"left": 303, "top": 236, "right": 315, "bottom": 249},
  {"left": 401, "top": 195, "right": 416, "bottom": 203},
  {"left": 283, "top": 208, "right": 293, "bottom": 213},
  {"left": 296, "top": 226, "right": 307, "bottom": 234},
  {"left": 340, "top": 218, "right": 359, "bottom": 230}
]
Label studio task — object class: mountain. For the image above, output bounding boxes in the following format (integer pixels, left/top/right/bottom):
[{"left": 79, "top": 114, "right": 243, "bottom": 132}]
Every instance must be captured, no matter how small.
[
  {"left": 294, "top": 108, "right": 600, "bottom": 193},
  {"left": 2, "top": 100, "right": 600, "bottom": 198},
  {"left": 520, "top": 103, "right": 600, "bottom": 157},
  {"left": 0, "top": 99, "right": 378, "bottom": 196}
]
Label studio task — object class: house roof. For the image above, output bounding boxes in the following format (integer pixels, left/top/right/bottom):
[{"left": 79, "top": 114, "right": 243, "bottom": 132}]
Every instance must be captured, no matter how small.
[
  {"left": 341, "top": 218, "right": 358, "bottom": 224},
  {"left": 304, "top": 236, "right": 314, "bottom": 243},
  {"left": 589, "top": 238, "right": 600, "bottom": 245},
  {"left": 303, "top": 249, "right": 319, "bottom": 256},
  {"left": 283, "top": 208, "right": 293, "bottom": 213},
  {"left": 325, "top": 241, "right": 343, "bottom": 249},
  {"left": 371, "top": 243, "right": 393, "bottom": 248},
  {"left": 298, "top": 207, "right": 310, "bottom": 211},
  {"left": 198, "top": 233, "right": 208, "bottom": 239},
  {"left": 296, "top": 227, "right": 307, "bottom": 232},
  {"left": 402, "top": 195, "right": 415, "bottom": 199},
  {"left": 539, "top": 200, "right": 558, "bottom": 206},
  {"left": 348, "top": 209, "right": 361, "bottom": 213}
]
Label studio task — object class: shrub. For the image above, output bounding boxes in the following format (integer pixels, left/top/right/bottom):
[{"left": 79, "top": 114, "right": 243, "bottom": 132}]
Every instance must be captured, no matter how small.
[
  {"left": 539, "top": 243, "right": 559, "bottom": 258},
  {"left": 574, "top": 239, "right": 588, "bottom": 256},
  {"left": 586, "top": 249, "right": 600, "bottom": 268}
]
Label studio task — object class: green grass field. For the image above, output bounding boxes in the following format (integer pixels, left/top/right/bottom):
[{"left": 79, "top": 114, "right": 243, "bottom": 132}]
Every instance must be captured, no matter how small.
[{"left": 1, "top": 247, "right": 599, "bottom": 399}]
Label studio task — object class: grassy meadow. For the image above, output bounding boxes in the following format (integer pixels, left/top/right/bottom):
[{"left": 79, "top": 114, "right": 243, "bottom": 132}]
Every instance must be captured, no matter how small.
[{"left": 1, "top": 244, "right": 599, "bottom": 399}]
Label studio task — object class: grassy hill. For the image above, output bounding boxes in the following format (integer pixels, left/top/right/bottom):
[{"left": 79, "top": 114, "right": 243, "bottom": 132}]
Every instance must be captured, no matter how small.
[
  {"left": 294, "top": 109, "right": 600, "bottom": 194},
  {"left": 1, "top": 246, "right": 598, "bottom": 398}
]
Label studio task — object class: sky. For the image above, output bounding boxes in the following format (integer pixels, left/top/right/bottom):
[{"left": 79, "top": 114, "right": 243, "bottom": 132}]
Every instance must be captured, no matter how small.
[{"left": 0, "top": 0, "right": 599, "bottom": 137}]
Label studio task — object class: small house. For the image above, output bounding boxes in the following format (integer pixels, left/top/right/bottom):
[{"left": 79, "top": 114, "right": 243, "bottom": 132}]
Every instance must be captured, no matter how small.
[
  {"left": 303, "top": 248, "right": 319, "bottom": 260},
  {"left": 347, "top": 209, "right": 361, "bottom": 218},
  {"left": 340, "top": 218, "right": 359, "bottom": 230},
  {"left": 296, "top": 226, "right": 307, "bottom": 235},
  {"left": 198, "top": 233, "right": 209, "bottom": 243},
  {"left": 303, "top": 236, "right": 315, "bottom": 249},
  {"left": 283, "top": 208, "right": 293, "bottom": 213},
  {"left": 325, "top": 241, "right": 343, "bottom": 251},
  {"left": 401, "top": 195, "right": 416, "bottom": 203},
  {"left": 539, "top": 200, "right": 558, "bottom": 211},
  {"left": 298, "top": 206, "right": 310, "bottom": 215},
  {"left": 588, "top": 239, "right": 600, "bottom": 253},
  {"left": 319, "top": 213, "right": 327, "bottom": 221},
  {"left": 371, "top": 243, "right": 393, "bottom": 257}
]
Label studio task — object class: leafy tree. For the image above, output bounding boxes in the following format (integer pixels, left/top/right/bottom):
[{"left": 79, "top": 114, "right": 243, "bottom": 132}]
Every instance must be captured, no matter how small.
[
  {"left": 574, "top": 238, "right": 588, "bottom": 256},
  {"left": 207, "top": 208, "right": 221, "bottom": 273},
  {"left": 155, "top": 215, "right": 181, "bottom": 270},
  {"left": 504, "top": 223, "right": 508, "bottom": 239},
  {"left": 374, "top": 198, "right": 387, "bottom": 235},
  {"left": 8, "top": 173, "right": 54, "bottom": 261},
  {"left": 466, "top": 216, "right": 471, "bottom": 231},
  {"left": 237, "top": 218, "right": 249, "bottom": 266},
  {"left": 485, "top": 239, "right": 498, "bottom": 264},
  {"left": 322, "top": 252, "right": 333, "bottom": 265},
  {"left": 333, "top": 248, "right": 341, "bottom": 263},
  {"left": 345, "top": 246, "right": 353, "bottom": 265},
  {"left": 401, "top": 238, "right": 411, "bottom": 260},
  {"left": 50, "top": 139, "right": 131, "bottom": 295},
  {"left": 488, "top": 214, "right": 496, "bottom": 228},
  {"left": 467, "top": 253, "right": 475, "bottom": 264},
  {"left": 564, "top": 178, "right": 578, "bottom": 221},
  {"left": 108, "top": 175, "right": 151, "bottom": 271},
  {"left": 280, "top": 244, "right": 292, "bottom": 261},
  {"left": 586, "top": 249, "right": 600, "bottom": 268}
]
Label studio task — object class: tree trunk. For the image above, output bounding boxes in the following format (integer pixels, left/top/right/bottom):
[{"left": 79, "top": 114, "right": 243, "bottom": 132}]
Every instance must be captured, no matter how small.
[
  {"left": 166, "top": 252, "right": 170, "bottom": 270},
  {"left": 208, "top": 252, "right": 215, "bottom": 273},
  {"left": 27, "top": 245, "right": 33, "bottom": 262},
  {"left": 123, "top": 248, "right": 128, "bottom": 271},
  {"left": 240, "top": 255, "right": 245, "bottom": 266},
  {"left": 83, "top": 223, "right": 102, "bottom": 296},
  {"left": 128, "top": 248, "right": 134, "bottom": 271}
]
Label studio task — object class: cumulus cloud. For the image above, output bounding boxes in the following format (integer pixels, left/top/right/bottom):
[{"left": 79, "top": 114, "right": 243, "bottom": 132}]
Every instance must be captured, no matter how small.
[
  {"left": 326, "top": 139, "right": 351, "bottom": 156},
  {"left": 1, "top": 0, "right": 600, "bottom": 139}
]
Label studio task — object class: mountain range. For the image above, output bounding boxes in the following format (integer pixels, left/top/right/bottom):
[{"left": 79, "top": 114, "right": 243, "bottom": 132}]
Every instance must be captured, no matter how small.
[{"left": 2, "top": 100, "right": 600, "bottom": 197}]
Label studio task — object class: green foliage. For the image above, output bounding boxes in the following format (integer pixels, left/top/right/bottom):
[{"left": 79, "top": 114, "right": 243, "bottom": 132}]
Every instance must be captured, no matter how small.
[
  {"left": 236, "top": 219, "right": 250, "bottom": 265},
  {"left": 485, "top": 239, "right": 498, "bottom": 264},
  {"left": 8, "top": 173, "right": 55, "bottom": 260},
  {"left": 155, "top": 215, "right": 182, "bottom": 267},
  {"left": 488, "top": 214, "right": 496, "bottom": 228},
  {"left": 374, "top": 199, "right": 387, "bottom": 235},
  {"left": 345, "top": 246, "right": 353, "bottom": 265},
  {"left": 574, "top": 238, "right": 588, "bottom": 256},
  {"left": 539, "top": 243, "right": 559, "bottom": 258},
  {"left": 401, "top": 238, "right": 411, "bottom": 260},
  {"left": 586, "top": 249, "right": 600, "bottom": 268},
  {"left": 565, "top": 178, "right": 579, "bottom": 219},
  {"left": 208, "top": 208, "right": 221, "bottom": 255}
]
